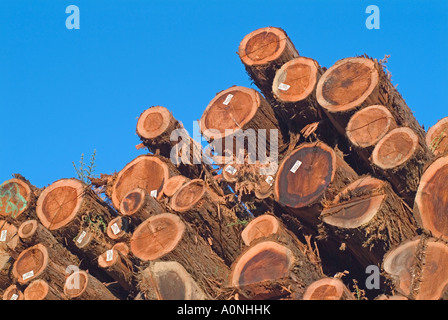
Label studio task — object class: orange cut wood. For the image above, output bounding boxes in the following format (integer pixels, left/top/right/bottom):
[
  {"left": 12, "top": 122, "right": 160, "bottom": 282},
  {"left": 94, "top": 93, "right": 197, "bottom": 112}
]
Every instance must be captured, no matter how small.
[
  {"left": 426, "top": 117, "right": 448, "bottom": 156},
  {"left": 303, "top": 278, "right": 354, "bottom": 300},
  {"left": 0, "top": 178, "right": 33, "bottom": 219}
]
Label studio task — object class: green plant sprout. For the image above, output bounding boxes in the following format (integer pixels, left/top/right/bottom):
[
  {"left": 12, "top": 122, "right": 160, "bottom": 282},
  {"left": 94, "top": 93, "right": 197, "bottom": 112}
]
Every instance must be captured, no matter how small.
[{"left": 72, "top": 149, "right": 98, "bottom": 184}]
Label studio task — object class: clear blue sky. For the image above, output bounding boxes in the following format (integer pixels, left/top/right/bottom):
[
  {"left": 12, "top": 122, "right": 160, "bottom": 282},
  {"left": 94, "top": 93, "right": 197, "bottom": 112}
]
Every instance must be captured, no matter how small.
[{"left": 1, "top": 0, "right": 447, "bottom": 188}]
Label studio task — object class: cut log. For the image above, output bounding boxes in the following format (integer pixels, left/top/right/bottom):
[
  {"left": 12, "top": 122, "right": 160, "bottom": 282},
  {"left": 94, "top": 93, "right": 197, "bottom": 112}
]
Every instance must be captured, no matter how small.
[
  {"left": 136, "top": 106, "right": 182, "bottom": 157},
  {"left": 111, "top": 155, "right": 179, "bottom": 209},
  {"left": 36, "top": 178, "right": 116, "bottom": 246},
  {"left": 199, "top": 86, "right": 286, "bottom": 165},
  {"left": 112, "top": 242, "right": 130, "bottom": 257},
  {"left": 241, "top": 214, "right": 280, "bottom": 246},
  {"left": 130, "top": 213, "right": 230, "bottom": 299},
  {"left": 426, "top": 116, "right": 448, "bottom": 155},
  {"left": 320, "top": 176, "right": 418, "bottom": 269},
  {"left": 0, "top": 177, "right": 34, "bottom": 221},
  {"left": 24, "top": 279, "right": 65, "bottom": 300},
  {"left": 0, "top": 220, "right": 19, "bottom": 253},
  {"left": 271, "top": 56, "right": 324, "bottom": 129},
  {"left": 371, "top": 127, "right": 432, "bottom": 205},
  {"left": 230, "top": 240, "right": 323, "bottom": 299},
  {"left": 346, "top": 105, "right": 397, "bottom": 163},
  {"left": 136, "top": 106, "right": 205, "bottom": 178},
  {"left": 274, "top": 142, "right": 358, "bottom": 230},
  {"left": 238, "top": 27, "right": 299, "bottom": 102},
  {"left": 303, "top": 277, "right": 354, "bottom": 300},
  {"left": 138, "top": 261, "right": 208, "bottom": 300},
  {"left": 2, "top": 285, "right": 24, "bottom": 300},
  {"left": 15, "top": 219, "right": 59, "bottom": 253},
  {"left": 162, "top": 175, "right": 190, "bottom": 198},
  {"left": 383, "top": 236, "right": 448, "bottom": 300},
  {"left": 74, "top": 228, "right": 113, "bottom": 264},
  {"left": 106, "top": 216, "right": 131, "bottom": 241},
  {"left": 119, "top": 188, "right": 165, "bottom": 226},
  {"left": 63, "top": 270, "right": 118, "bottom": 300},
  {"left": 98, "top": 248, "right": 136, "bottom": 294},
  {"left": 169, "top": 179, "right": 242, "bottom": 265},
  {"left": 315, "top": 56, "right": 426, "bottom": 140},
  {"left": 12, "top": 243, "right": 78, "bottom": 293},
  {"left": 376, "top": 294, "right": 408, "bottom": 300},
  {"left": 414, "top": 155, "right": 448, "bottom": 240}
]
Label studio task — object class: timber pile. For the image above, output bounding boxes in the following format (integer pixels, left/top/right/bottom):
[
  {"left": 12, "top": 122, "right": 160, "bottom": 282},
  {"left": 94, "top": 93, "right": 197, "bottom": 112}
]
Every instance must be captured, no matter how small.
[{"left": 1, "top": 26, "right": 447, "bottom": 301}]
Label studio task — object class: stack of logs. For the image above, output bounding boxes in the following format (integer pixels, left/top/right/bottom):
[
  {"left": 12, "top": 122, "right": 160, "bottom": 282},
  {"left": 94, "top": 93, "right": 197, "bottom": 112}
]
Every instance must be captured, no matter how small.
[{"left": 1, "top": 26, "right": 448, "bottom": 301}]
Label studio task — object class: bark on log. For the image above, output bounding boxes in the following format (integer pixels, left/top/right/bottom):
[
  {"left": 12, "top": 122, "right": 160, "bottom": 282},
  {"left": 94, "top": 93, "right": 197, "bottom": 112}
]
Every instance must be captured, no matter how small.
[
  {"left": 319, "top": 176, "right": 418, "bottom": 269},
  {"left": 383, "top": 236, "right": 448, "bottom": 300},
  {"left": 36, "top": 178, "right": 117, "bottom": 248},
  {"left": 0, "top": 220, "right": 19, "bottom": 254},
  {"left": 0, "top": 251, "right": 13, "bottom": 290},
  {"left": 63, "top": 270, "right": 118, "bottom": 300},
  {"left": 371, "top": 127, "right": 432, "bottom": 205},
  {"left": 11, "top": 243, "right": 78, "bottom": 293},
  {"left": 24, "top": 279, "right": 65, "bottom": 300},
  {"left": 98, "top": 248, "right": 136, "bottom": 294},
  {"left": 238, "top": 27, "right": 299, "bottom": 102},
  {"left": 199, "top": 86, "right": 287, "bottom": 165},
  {"left": 111, "top": 155, "right": 179, "bottom": 209},
  {"left": 271, "top": 56, "right": 325, "bottom": 130},
  {"left": 2, "top": 284, "right": 24, "bottom": 300},
  {"left": 316, "top": 56, "right": 426, "bottom": 140},
  {"left": 346, "top": 105, "right": 397, "bottom": 163},
  {"left": 74, "top": 228, "right": 113, "bottom": 264},
  {"left": 274, "top": 142, "right": 358, "bottom": 231},
  {"left": 414, "top": 155, "right": 448, "bottom": 240},
  {"left": 119, "top": 188, "right": 165, "bottom": 226},
  {"left": 426, "top": 116, "right": 448, "bottom": 156},
  {"left": 138, "top": 261, "right": 208, "bottom": 300},
  {"left": 106, "top": 216, "right": 131, "bottom": 241},
  {"left": 303, "top": 277, "right": 354, "bottom": 300},
  {"left": 130, "top": 213, "right": 230, "bottom": 299},
  {"left": 136, "top": 106, "right": 205, "bottom": 178},
  {"left": 15, "top": 219, "right": 59, "bottom": 254},
  {"left": 229, "top": 240, "right": 323, "bottom": 300},
  {"left": 169, "top": 179, "right": 242, "bottom": 265}
]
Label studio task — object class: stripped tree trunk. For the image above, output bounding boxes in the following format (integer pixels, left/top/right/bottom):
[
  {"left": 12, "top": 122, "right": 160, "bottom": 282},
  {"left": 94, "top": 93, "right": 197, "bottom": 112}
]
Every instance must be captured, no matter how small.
[
  {"left": 130, "top": 213, "right": 230, "bottom": 299},
  {"left": 169, "top": 179, "right": 242, "bottom": 265}
]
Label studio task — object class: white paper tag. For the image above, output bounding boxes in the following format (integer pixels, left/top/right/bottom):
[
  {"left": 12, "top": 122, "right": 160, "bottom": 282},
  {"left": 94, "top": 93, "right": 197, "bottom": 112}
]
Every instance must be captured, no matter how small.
[
  {"left": 77, "top": 231, "right": 87, "bottom": 244},
  {"left": 0, "top": 230, "right": 7, "bottom": 242},
  {"left": 290, "top": 160, "right": 302, "bottom": 173},
  {"left": 150, "top": 190, "right": 158, "bottom": 198},
  {"left": 278, "top": 83, "right": 290, "bottom": 91},
  {"left": 265, "top": 176, "right": 274, "bottom": 186},
  {"left": 111, "top": 223, "right": 121, "bottom": 235},
  {"left": 106, "top": 249, "right": 114, "bottom": 262},
  {"left": 223, "top": 94, "right": 233, "bottom": 105},
  {"left": 22, "top": 270, "right": 34, "bottom": 280},
  {"left": 225, "top": 165, "right": 237, "bottom": 175},
  {"left": 10, "top": 294, "right": 18, "bottom": 300}
]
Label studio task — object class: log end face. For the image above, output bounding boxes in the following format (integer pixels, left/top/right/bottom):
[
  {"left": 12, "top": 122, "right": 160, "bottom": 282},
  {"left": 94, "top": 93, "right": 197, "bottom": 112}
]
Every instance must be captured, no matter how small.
[
  {"left": 303, "top": 278, "right": 348, "bottom": 300},
  {"left": 24, "top": 279, "right": 50, "bottom": 300},
  {"left": 241, "top": 215, "right": 279, "bottom": 246},
  {"left": 12, "top": 243, "right": 49, "bottom": 284},
  {"left": 426, "top": 116, "right": 448, "bottom": 156},
  {"left": 64, "top": 270, "right": 89, "bottom": 299},
  {"left": 170, "top": 179, "right": 206, "bottom": 212},
  {"left": 136, "top": 106, "right": 174, "bottom": 139},
  {"left": 0, "top": 178, "right": 33, "bottom": 219}
]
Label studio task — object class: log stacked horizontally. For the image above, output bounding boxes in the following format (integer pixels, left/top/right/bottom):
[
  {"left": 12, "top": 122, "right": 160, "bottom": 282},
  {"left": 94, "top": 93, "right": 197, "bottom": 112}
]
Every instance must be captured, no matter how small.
[{"left": 1, "top": 25, "right": 447, "bottom": 301}]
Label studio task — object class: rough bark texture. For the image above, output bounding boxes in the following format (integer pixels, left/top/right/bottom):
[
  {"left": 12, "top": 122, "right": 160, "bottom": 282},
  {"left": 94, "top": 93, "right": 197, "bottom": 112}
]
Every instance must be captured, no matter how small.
[
  {"left": 119, "top": 188, "right": 165, "bottom": 226},
  {"left": 169, "top": 179, "right": 243, "bottom": 265},
  {"left": 64, "top": 270, "right": 118, "bottom": 300},
  {"left": 130, "top": 213, "right": 230, "bottom": 299}
]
